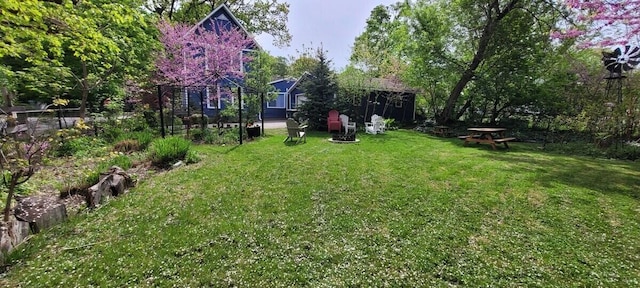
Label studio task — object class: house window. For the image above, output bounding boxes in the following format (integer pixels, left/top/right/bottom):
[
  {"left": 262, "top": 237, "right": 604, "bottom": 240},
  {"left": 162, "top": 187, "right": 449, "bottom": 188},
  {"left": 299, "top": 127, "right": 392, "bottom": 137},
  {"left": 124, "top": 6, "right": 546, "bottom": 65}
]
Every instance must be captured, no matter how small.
[
  {"left": 294, "top": 93, "right": 306, "bottom": 109},
  {"left": 395, "top": 97, "right": 403, "bottom": 108},
  {"left": 267, "top": 92, "right": 285, "bottom": 108},
  {"left": 207, "top": 85, "right": 222, "bottom": 109}
]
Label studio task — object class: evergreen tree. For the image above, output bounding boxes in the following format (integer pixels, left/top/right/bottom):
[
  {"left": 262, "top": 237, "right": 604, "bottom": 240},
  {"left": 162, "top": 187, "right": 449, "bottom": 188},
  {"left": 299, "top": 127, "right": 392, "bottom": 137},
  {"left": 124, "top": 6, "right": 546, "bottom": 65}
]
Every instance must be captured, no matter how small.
[{"left": 298, "top": 49, "right": 338, "bottom": 131}]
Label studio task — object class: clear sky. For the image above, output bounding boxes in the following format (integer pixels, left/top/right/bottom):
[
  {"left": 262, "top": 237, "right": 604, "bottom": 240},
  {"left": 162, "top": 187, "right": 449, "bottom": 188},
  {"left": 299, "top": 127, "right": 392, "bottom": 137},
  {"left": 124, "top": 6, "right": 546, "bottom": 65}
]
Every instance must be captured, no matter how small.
[{"left": 255, "top": 1, "right": 400, "bottom": 72}]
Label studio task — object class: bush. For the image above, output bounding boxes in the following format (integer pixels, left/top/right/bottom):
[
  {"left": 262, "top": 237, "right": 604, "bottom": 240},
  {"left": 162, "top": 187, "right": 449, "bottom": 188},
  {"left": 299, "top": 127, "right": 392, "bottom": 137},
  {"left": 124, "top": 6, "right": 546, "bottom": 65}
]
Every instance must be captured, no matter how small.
[
  {"left": 203, "top": 127, "right": 244, "bottom": 145},
  {"left": 148, "top": 136, "right": 192, "bottom": 167},
  {"left": 166, "top": 117, "right": 184, "bottom": 134},
  {"left": 185, "top": 150, "right": 201, "bottom": 164},
  {"left": 120, "top": 113, "right": 150, "bottom": 132},
  {"left": 100, "top": 123, "right": 123, "bottom": 142},
  {"left": 117, "top": 130, "right": 156, "bottom": 150},
  {"left": 143, "top": 110, "right": 159, "bottom": 128},
  {"left": 113, "top": 139, "right": 141, "bottom": 153},
  {"left": 189, "top": 114, "right": 209, "bottom": 127},
  {"left": 189, "top": 128, "right": 214, "bottom": 142},
  {"left": 54, "top": 134, "right": 107, "bottom": 157},
  {"left": 605, "top": 144, "right": 640, "bottom": 161}
]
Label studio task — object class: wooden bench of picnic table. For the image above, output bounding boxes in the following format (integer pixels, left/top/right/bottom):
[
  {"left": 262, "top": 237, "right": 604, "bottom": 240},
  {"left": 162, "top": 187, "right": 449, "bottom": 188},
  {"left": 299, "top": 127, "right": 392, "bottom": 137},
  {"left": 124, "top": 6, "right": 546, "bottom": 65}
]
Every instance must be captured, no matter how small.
[
  {"left": 459, "top": 128, "right": 515, "bottom": 150},
  {"left": 493, "top": 137, "right": 516, "bottom": 148},
  {"left": 432, "top": 125, "right": 450, "bottom": 137}
]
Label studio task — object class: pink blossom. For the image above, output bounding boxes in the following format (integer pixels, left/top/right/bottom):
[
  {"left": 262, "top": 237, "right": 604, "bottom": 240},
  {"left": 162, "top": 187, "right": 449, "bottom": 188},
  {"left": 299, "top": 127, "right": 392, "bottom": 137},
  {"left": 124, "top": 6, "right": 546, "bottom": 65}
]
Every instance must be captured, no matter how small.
[
  {"left": 555, "top": 0, "right": 640, "bottom": 48},
  {"left": 154, "top": 20, "right": 254, "bottom": 88}
]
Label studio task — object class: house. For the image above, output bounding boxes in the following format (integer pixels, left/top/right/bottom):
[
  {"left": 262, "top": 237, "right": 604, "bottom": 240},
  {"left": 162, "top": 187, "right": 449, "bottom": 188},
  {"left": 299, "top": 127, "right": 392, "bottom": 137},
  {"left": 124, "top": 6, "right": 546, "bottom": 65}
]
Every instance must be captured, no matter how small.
[
  {"left": 168, "top": 4, "right": 416, "bottom": 125},
  {"left": 263, "top": 74, "right": 417, "bottom": 124},
  {"left": 173, "top": 4, "right": 259, "bottom": 120},
  {"left": 263, "top": 74, "right": 308, "bottom": 120}
]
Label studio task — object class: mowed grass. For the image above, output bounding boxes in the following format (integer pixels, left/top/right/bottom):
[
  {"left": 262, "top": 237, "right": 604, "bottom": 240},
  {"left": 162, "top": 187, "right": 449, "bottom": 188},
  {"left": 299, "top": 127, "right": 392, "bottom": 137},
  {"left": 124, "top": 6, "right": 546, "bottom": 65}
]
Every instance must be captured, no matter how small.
[{"left": 2, "top": 129, "right": 640, "bottom": 287}]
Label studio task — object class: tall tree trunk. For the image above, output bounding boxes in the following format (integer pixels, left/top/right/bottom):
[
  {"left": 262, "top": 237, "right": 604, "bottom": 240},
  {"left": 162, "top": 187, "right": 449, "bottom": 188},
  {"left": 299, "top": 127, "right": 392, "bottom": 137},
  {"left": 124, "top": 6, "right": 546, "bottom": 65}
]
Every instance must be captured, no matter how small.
[
  {"left": 80, "top": 61, "right": 89, "bottom": 119},
  {"left": 1, "top": 86, "right": 13, "bottom": 108},
  {"left": 437, "top": 0, "right": 520, "bottom": 124}
]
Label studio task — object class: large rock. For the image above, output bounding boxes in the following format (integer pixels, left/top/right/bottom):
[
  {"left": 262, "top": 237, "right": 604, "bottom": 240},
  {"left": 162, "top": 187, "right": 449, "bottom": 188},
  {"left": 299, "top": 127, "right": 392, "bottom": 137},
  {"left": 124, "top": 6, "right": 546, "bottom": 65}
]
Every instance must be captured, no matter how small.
[
  {"left": 87, "top": 166, "right": 135, "bottom": 208},
  {"left": 14, "top": 195, "right": 67, "bottom": 234}
]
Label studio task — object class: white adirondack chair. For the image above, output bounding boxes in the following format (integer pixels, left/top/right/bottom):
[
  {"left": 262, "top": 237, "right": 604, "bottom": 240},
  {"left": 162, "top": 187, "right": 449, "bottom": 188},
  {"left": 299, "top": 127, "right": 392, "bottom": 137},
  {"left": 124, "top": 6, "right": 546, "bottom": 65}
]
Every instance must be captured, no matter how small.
[
  {"left": 365, "top": 114, "right": 385, "bottom": 134},
  {"left": 339, "top": 114, "right": 356, "bottom": 134}
]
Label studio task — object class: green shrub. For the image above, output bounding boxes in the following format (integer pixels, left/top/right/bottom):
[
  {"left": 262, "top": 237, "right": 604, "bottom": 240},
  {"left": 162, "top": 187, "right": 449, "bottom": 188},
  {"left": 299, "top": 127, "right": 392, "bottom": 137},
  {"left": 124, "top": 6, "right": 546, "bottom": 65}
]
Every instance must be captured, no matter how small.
[
  {"left": 166, "top": 117, "right": 183, "bottom": 134},
  {"left": 384, "top": 118, "right": 398, "bottom": 130},
  {"left": 203, "top": 127, "right": 243, "bottom": 145},
  {"left": 100, "top": 124, "right": 123, "bottom": 142},
  {"left": 189, "top": 127, "right": 213, "bottom": 142},
  {"left": 54, "top": 135, "right": 107, "bottom": 157},
  {"left": 605, "top": 144, "right": 640, "bottom": 161},
  {"left": 143, "top": 110, "right": 159, "bottom": 128},
  {"left": 185, "top": 150, "right": 201, "bottom": 164},
  {"left": 113, "top": 139, "right": 140, "bottom": 153},
  {"left": 120, "top": 113, "right": 150, "bottom": 132},
  {"left": 189, "top": 114, "right": 209, "bottom": 127},
  {"left": 117, "top": 130, "right": 156, "bottom": 150},
  {"left": 148, "top": 136, "right": 191, "bottom": 167}
]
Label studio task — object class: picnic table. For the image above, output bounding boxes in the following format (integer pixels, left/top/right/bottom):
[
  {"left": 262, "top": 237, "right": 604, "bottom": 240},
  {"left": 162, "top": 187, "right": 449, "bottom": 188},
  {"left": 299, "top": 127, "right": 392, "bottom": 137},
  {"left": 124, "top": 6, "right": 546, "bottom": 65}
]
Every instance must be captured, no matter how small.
[
  {"left": 433, "top": 125, "right": 450, "bottom": 137},
  {"left": 459, "top": 127, "right": 515, "bottom": 150}
]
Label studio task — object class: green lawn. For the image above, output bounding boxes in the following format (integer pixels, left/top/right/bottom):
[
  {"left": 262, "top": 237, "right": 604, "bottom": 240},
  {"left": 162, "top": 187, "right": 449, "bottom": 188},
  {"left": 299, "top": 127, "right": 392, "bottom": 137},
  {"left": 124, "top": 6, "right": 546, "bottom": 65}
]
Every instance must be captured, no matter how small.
[{"left": 2, "top": 129, "right": 640, "bottom": 287}]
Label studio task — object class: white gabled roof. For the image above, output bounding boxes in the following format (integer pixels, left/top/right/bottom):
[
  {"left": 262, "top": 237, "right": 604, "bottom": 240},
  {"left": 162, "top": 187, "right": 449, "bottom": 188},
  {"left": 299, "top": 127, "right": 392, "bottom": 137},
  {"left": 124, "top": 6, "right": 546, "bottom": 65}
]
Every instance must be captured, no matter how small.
[
  {"left": 290, "top": 71, "right": 311, "bottom": 91},
  {"left": 187, "top": 4, "right": 261, "bottom": 50}
]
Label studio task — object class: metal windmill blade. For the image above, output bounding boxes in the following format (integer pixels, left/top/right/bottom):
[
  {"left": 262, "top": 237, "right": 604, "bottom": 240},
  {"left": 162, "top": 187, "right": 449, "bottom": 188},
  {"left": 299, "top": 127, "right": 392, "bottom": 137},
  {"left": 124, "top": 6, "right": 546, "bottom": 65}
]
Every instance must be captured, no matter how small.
[
  {"left": 620, "top": 45, "right": 640, "bottom": 69},
  {"left": 602, "top": 48, "right": 622, "bottom": 74}
]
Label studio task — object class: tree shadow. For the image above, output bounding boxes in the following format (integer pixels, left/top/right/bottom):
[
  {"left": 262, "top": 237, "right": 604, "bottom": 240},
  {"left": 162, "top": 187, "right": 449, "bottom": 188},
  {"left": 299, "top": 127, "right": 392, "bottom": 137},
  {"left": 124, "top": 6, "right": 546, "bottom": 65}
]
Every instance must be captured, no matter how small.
[
  {"left": 481, "top": 149, "right": 640, "bottom": 199},
  {"left": 415, "top": 131, "right": 640, "bottom": 198}
]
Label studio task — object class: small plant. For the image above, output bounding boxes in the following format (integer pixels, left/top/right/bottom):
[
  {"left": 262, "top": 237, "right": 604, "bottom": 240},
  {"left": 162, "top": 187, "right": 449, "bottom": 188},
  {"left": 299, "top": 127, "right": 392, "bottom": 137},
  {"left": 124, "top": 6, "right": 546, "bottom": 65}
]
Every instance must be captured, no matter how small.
[
  {"left": 0, "top": 137, "right": 49, "bottom": 224},
  {"left": 116, "top": 130, "right": 156, "bottom": 151},
  {"left": 148, "top": 136, "right": 192, "bottom": 167},
  {"left": 185, "top": 150, "right": 201, "bottom": 164},
  {"left": 384, "top": 118, "right": 398, "bottom": 130}
]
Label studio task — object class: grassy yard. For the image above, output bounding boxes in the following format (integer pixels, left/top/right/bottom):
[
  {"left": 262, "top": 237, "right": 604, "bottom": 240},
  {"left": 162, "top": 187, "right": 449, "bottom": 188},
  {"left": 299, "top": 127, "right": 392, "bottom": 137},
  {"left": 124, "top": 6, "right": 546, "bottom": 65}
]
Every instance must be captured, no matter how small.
[{"left": 2, "top": 129, "right": 640, "bottom": 287}]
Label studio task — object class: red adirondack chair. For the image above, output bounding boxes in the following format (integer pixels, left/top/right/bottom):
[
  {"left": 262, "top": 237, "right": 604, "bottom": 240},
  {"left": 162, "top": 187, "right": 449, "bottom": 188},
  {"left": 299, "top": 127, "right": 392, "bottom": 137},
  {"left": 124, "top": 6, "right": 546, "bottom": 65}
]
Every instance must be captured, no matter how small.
[{"left": 327, "top": 110, "right": 341, "bottom": 133}]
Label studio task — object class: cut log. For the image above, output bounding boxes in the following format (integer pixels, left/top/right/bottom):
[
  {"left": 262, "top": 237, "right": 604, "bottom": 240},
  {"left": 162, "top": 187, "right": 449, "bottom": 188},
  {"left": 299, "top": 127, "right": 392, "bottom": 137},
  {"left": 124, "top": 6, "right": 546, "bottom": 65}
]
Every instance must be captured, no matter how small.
[{"left": 87, "top": 166, "right": 135, "bottom": 208}]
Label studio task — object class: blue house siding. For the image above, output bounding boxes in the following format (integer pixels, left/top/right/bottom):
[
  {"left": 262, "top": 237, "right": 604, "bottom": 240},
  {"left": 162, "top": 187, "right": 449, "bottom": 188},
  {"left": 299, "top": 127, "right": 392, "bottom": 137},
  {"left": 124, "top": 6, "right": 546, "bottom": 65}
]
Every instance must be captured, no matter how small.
[
  {"left": 262, "top": 78, "right": 297, "bottom": 119},
  {"left": 178, "top": 4, "right": 258, "bottom": 120}
]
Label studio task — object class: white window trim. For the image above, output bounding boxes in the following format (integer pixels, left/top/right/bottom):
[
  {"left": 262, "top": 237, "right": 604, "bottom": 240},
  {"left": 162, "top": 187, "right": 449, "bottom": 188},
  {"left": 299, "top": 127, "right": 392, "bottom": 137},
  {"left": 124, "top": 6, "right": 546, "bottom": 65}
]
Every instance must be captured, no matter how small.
[
  {"left": 206, "top": 84, "right": 224, "bottom": 109},
  {"left": 183, "top": 87, "right": 188, "bottom": 108},
  {"left": 395, "top": 98, "right": 403, "bottom": 108},
  {"left": 266, "top": 92, "right": 285, "bottom": 108},
  {"left": 294, "top": 93, "right": 306, "bottom": 110}
]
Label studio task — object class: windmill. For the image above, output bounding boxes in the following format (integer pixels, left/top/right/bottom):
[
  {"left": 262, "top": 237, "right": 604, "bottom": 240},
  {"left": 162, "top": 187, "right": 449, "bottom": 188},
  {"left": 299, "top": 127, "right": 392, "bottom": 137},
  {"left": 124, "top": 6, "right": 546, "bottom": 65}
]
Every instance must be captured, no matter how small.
[{"left": 602, "top": 45, "right": 640, "bottom": 103}]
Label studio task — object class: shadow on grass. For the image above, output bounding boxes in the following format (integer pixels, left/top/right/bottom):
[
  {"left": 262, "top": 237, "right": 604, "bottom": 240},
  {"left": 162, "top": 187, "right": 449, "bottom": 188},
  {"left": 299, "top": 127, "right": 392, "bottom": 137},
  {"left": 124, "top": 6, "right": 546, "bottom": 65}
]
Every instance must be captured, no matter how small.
[
  {"left": 411, "top": 130, "right": 640, "bottom": 198},
  {"left": 485, "top": 149, "right": 640, "bottom": 199}
]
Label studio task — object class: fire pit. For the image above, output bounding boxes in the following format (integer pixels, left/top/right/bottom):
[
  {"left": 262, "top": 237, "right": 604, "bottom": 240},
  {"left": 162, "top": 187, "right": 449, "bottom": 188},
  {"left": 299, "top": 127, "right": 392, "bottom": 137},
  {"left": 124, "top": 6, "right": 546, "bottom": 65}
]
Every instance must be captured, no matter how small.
[{"left": 328, "top": 132, "right": 360, "bottom": 143}]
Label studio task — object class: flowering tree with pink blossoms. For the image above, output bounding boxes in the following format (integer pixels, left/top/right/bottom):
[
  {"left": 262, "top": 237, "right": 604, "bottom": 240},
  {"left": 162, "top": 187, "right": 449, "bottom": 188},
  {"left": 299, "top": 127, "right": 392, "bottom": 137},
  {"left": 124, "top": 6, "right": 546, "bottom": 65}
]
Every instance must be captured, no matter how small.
[
  {"left": 553, "top": 1, "right": 640, "bottom": 48},
  {"left": 155, "top": 20, "right": 253, "bottom": 88}
]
